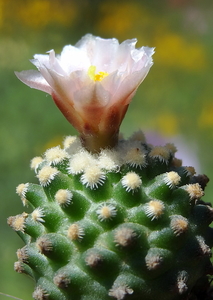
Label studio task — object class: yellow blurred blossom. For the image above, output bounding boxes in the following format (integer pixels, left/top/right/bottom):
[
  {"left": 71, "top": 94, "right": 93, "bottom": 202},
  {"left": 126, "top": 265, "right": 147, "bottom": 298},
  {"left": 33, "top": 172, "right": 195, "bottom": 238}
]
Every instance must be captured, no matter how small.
[
  {"left": 154, "top": 112, "right": 179, "bottom": 136},
  {"left": 41, "top": 136, "right": 63, "bottom": 152},
  {"left": 0, "top": 0, "right": 77, "bottom": 30},
  {"left": 198, "top": 103, "right": 213, "bottom": 129},
  {"left": 98, "top": 2, "right": 151, "bottom": 40},
  {"left": 0, "top": 0, "right": 3, "bottom": 28},
  {"left": 154, "top": 33, "right": 206, "bottom": 71},
  {"left": 18, "top": 0, "right": 77, "bottom": 29}
]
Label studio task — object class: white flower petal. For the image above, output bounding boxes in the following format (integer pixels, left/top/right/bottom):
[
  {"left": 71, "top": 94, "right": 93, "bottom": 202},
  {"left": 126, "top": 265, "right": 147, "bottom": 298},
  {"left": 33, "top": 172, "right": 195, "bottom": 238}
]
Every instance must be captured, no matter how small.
[
  {"left": 33, "top": 54, "right": 50, "bottom": 67},
  {"left": 131, "top": 47, "right": 154, "bottom": 72},
  {"left": 15, "top": 70, "right": 52, "bottom": 94},
  {"left": 60, "top": 45, "right": 90, "bottom": 73},
  {"left": 115, "top": 39, "right": 138, "bottom": 72},
  {"left": 110, "top": 71, "right": 146, "bottom": 106},
  {"left": 48, "top": 49, "right": 67, "bottom": 75},
  {"left": 73, "top": 83, "right": 96, "bottom": 107}
]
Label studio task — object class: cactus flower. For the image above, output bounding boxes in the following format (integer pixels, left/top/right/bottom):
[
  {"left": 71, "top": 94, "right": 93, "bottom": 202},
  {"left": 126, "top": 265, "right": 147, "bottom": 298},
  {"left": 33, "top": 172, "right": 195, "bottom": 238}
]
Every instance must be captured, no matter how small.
[{"left": 15, "top": 34, "right": 154, "bottom": 152}]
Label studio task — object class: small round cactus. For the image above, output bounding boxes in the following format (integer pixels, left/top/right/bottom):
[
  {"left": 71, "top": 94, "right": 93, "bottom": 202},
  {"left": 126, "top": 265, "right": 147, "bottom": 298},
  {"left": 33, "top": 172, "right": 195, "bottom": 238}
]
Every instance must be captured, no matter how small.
[
  {"left": 10, "top": 34, "right": 213, "bottom": 300},
  {"left": 8, "top": 133, "right": 213, "bottom": 300}
]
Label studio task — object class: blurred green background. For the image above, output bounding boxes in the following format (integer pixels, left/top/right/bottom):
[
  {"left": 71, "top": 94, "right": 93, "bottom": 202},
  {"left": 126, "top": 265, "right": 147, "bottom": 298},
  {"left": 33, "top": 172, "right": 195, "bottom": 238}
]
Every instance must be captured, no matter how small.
[{"left": 0, "top": 0, "right": 213, "bottom": 299}]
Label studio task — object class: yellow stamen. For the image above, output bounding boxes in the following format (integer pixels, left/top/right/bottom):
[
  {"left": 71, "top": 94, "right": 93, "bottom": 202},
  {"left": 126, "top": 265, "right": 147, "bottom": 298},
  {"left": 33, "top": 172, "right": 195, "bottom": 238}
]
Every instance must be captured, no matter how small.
[{"left": 88, "top": 65, "right": 108, "bottom": 81}]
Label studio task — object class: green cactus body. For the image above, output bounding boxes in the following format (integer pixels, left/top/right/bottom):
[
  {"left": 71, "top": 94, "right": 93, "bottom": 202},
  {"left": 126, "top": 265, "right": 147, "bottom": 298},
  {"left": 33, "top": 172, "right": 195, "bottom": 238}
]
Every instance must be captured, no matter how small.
[{"left": 8, "top": 132, "right": 213, "bottom": 300}]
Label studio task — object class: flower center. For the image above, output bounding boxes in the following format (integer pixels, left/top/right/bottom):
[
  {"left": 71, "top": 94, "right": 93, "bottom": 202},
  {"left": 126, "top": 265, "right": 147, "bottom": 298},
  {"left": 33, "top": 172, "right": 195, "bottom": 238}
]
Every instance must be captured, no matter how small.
[{"left": 88, "top": 65, "right": 108, "bottom": 81}]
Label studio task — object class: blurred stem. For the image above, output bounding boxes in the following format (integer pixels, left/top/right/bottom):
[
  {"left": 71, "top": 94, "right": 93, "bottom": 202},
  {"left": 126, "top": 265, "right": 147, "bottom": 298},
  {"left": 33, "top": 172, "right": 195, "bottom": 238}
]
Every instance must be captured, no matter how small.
[{"left": 80, "top": 131, "right": 119, "bottom": 153}]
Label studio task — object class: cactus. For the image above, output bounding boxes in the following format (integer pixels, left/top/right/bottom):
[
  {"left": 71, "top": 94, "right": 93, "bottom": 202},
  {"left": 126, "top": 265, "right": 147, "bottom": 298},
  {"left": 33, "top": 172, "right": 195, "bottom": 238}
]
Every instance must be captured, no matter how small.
[{"left": 9, "top": 34, "right": 213, "bottom": 300}]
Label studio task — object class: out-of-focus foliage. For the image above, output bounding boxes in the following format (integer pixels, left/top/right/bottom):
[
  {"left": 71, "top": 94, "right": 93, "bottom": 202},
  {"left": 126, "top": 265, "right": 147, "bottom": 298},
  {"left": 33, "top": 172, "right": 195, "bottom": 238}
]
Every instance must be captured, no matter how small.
[
  {"left": 0, "top": 0, "right": 213, "bottom": 299},
  {"left": 0, "top": 0, "right": 78, "bottom": 31}
]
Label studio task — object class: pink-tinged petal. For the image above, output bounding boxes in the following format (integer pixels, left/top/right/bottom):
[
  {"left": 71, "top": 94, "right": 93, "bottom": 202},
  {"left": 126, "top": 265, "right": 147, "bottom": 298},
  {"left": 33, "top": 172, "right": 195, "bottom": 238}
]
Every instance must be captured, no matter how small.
[
  {"left": 35, "top": 65, "right": 54, "bottom": 87},
  {"left": 114, "top": 39, "right": 138, "bottom": 71},
  {"left": 67, "top": 70, "right": 91, "bottom": 92},
  {"left": 76, "top": 34, "right": 120, "bottom": 70},
  {"left": 99, "top": 71, "right": 122, "bottom": 97},
  {"left": 45, "top": 68, "right": 90, "bottom": 105},
  {"left": 72, "top": 83, "right": 96, "bottom": 108},
  {"left": 48, "top": 50, "right": 67, "bottom": 76},
  {"left": 112, "top": 70, "right": 150, "bottom": 106},
  {"left": 15, "top": 70, "right": 52, "bottom": 94},
  {"left": 95, "top": 82, "right": 111, "bottom": 106},
  {"left": 131, "top": 46, "right": 155, "bottom": 72},
  {"left": 32, "top": 54, "right": 50, "bottom": 68},
  {"left": 42, "top": 68, "right": 75, "bottom": 102},
  {"left": 87, "top": 38, "right": 119, "bottom": 70},
  {"left": 73, "top": 83, "right": 110, "bottom": 117}
]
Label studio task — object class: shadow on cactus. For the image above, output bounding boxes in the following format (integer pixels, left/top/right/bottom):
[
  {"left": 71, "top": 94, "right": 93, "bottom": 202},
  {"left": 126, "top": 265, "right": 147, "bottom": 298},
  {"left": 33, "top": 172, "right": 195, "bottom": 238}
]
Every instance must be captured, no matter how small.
[{"left": 8, "top": 34, "right": 213, "bottom": 300}]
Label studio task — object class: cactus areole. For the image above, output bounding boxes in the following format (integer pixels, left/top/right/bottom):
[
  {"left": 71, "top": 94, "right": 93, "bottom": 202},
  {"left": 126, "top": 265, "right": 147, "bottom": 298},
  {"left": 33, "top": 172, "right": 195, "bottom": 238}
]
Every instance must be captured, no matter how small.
[{"left": 9, "top": 34, "right": 213, "bottom": 300}]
